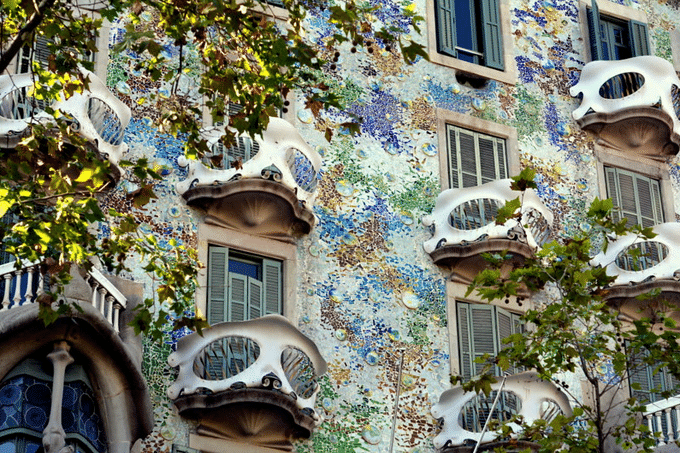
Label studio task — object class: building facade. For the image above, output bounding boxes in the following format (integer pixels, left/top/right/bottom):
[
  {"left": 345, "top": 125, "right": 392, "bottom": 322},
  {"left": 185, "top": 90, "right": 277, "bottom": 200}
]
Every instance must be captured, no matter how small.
[{"left": 4, "top": 0, "right": 680, "bottom": 452}]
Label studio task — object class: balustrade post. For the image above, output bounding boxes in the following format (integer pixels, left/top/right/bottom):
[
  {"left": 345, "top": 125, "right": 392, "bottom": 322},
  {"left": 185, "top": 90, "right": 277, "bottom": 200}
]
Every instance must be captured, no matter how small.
[
  {"left": 656, "top": 411, "right": 666, "bottom": 445},
  {"left": 24, "top": 266, "right": 34, "bottom": 303},
  {"left": 97, "top": 286, "right": 107, "bottom": 316},
  {"left": 90, "top": 281, "right": 99, "bottom": 310},
  {"left": 113, "top": 302, "right": 122, "bottom": 334},
  {"left": 12, "top": 268, "right": 23, "bottom": 308},
  {"left": 105, "top": 295, "right": 114, "bottom": 325},
  {"left": 2, "top": 273, "right": 11, "bottom": 310}
]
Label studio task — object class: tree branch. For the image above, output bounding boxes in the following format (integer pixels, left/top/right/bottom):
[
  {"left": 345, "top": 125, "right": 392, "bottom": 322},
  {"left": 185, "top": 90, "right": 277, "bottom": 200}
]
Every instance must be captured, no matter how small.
[{"left": 0, "top": 0, "right": 58, "bottom": 73}]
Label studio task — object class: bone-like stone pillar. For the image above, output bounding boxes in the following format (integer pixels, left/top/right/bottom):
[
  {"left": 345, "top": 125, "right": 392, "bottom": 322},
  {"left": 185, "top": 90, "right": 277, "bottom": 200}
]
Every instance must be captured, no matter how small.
[{"left": 43, "top": 341, "right": 75, "bottom": 453}]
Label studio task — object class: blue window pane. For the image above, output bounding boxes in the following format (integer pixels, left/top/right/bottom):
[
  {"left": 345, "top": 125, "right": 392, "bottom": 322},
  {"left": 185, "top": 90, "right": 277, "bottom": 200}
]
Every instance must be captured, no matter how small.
[
  {"left": 229, "top": 260, "right": 259, "bottom": 280},
  {"left": 454, "top": 0, "right": 475, "bottom": 52},
  {"left": 0, "top": 441, "right": 16, "bottom": 453}
]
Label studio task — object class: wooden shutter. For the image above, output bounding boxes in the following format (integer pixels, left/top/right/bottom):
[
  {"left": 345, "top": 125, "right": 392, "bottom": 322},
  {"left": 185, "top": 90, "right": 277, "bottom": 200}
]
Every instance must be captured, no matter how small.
[
  {"left": 470, "top": 304, "right": 497, "bottom": 377},
  {"left": 263, "top": 259, "right": 282, "bottom": 315},
  {"left": 587, "top": 0, "right": 603, "bottom": 60},
  {"left": 228, "top": 273, "right": 247, "bottom": 322},
  {"left": 248, "top": 278, "right": 263, "bottom": 320},
  {"left": 447, "top": 125, "right": 508, "bottom": 189},
  {"left": 605, "top": 167, "right": 663, "bottom": 227},
  {"left": 458, "top": 303, "right": 474, "bottom": 380},
  {"left": 628, "top": 348, "right": 663, "bottom": 404},
  {"left": 629, "top": 20, "right": 650, "bottom": 57},
  {"left": 435, "top": 0, "right": 457, "bottom": 57},
  {"left": 480, "top": 0, "right": 504, "bottom": 70},
  {"left": 207, "top": 246, "right": 229, "bottom": 325}
]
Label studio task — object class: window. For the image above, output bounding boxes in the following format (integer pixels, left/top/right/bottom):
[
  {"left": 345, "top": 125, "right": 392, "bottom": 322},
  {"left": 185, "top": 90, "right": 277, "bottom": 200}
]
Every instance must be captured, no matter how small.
[
  {"left": 207, "top": 246, "right": 282, "bottom": 325},
  {"left": 457, "top": 302, "right": 523, "bottom": 380},
  {"left": 629, "top": 360, "right": 680, "bottom": 404},
  {"left": 434, "top": 0, "right": 503, "bottom": 70},
  {"left": 604, "top": 167, "right": 663, "bottom": 228},
  {"left": 587, "top": 1, "right": 649, "bottom": 61},
  {"left": 0, "top": 357, "right": 107, "bottom": 453},
  {"left": 446, "top": 124, "right": 508, "bottom": 189},
  {"left": 456, "top": 302, "right": 524, "bottom": 432}
]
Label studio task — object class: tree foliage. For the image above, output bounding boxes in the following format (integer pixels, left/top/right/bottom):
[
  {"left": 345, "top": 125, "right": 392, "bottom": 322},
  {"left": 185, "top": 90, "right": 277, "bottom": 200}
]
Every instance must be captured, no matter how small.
[
  {"left": 462, "top": 170, "right": 680, "bottom": 453},
  {"left": 0, "top": 0, "right": 425, "bottom": 337}
]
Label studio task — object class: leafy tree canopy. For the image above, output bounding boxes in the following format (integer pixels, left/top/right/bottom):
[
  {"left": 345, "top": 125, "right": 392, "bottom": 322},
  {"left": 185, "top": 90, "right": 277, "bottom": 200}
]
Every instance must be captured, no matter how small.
[
  {"left": 0, "top": 0, "right": 426, "bottom": 339},
  {"left": 461, "top": 169, "right": 680, "bottom": 453}
]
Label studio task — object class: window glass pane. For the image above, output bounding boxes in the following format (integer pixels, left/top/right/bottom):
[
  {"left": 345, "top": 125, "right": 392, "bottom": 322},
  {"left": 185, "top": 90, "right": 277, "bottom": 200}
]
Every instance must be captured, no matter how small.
[{"left": 228, "top": 259, "right": 259, "bottom": 280}]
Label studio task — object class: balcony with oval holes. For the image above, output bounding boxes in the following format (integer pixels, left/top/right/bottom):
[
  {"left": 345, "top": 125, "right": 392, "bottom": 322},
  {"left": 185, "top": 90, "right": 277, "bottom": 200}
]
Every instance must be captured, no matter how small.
[
  {"left": 570, "top": 56, "right": 680, "bottom": 159},
  {"left": 0, "top": 70, "right": 130, "bottom": 183},
  {"left": 167, "top": 315, "right": 327, "bottom": 451},
  {"left": 176, "top": 118, "right": 321, "bottom": 239},
  {"left": 591, "top": 222, "right": 680, "bottom": 323},
  {"left": 431, "top": 372, "right": 572, "bottom": 453},
  {"left": 421, "top": 179, "right": 553, "bottom": 284}
]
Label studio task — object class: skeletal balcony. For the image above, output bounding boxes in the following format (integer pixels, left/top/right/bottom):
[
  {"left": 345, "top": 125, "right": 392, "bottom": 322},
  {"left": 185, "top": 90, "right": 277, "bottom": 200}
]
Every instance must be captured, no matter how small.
[
  {"left": 0, "top": 70, "right": 130, "bottom": 182},
  {"left": 167, "top": 315, "right": 327, "bottom": 451},
  {"left": 591, "top": 222, "right": 680, "bottom": 321},
  {"left": 431, "top": 371, "right": 572, "bottom": 453},
  {"left": 176, "top": 118, "right": 321, "bottom": 238},
  {"left": 422, "top": 179, "right": 552, "bottom": 283},
  {"left": 0, "top": 261, "right": 128, "bottom": 333},
  {"left": 570, "top": 56, "right": 680, "bottom": 158}
]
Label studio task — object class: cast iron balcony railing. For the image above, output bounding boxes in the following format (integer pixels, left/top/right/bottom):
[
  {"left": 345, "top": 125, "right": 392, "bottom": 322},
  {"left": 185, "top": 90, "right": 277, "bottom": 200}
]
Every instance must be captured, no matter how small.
[
  {"left": 176, "top": 118, "right": 321, "bottom": 237},
  {"left": 422, "top": 179, "right": 553, "bottom": 266},
  {"left": 167, "top": 315, "right": 327, "bottom": 447},
  {"left": 0, "top": 69, "right": 130, "bottom": 165},
  {"left": 570, "top": 55, "right": 680, "bottom": 157},
  {"left": 0, "top": 261, "right": 127, "bottom": 332},
  {"left": 431, "top": 372, "right": 572, "bottom": 452}
]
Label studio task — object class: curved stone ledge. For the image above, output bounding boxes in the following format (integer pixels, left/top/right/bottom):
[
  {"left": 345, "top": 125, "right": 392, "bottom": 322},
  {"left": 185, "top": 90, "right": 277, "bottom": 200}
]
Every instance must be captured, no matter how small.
[
  {"left": 591, "top": 222, "right": 680, "bottom": 286},
  {"left": 177, "top": 118, "right": 320, "bottom": 237},
  {"left": 422, "top": 179, "right": 553, "bottom": 266},
  {"left": 0, "top": 70, "right": 130, "bottom": 164},
  {"left": 431, "top": 372, "right": 571, "bottom": 451},
  {"left": 570, "top": 56, "right": 680, "bottom": 156},
  {"left": 182, "top": 178, "right": 315, "bottom": 237}
]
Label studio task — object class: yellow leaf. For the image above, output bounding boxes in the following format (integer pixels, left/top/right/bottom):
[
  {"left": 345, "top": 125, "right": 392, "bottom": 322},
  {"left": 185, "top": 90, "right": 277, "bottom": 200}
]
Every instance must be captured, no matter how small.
[{"left": 75, "top": 168, "right": 95, "bottom": 183}]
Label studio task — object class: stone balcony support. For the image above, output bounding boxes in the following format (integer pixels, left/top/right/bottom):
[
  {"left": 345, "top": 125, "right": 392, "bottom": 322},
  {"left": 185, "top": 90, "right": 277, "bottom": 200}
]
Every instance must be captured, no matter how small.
[
  {"left": 176, "top": 118, "right": 321, "bottom": 237},
  {"left": 570, "top": 55, "right": 680, "bottom": 157},
  {"left": 431, "top": 372, "right": 572, "bottom": 452},
  {"left": 167, "top": 315, "right": 327, "bottom": 451}
]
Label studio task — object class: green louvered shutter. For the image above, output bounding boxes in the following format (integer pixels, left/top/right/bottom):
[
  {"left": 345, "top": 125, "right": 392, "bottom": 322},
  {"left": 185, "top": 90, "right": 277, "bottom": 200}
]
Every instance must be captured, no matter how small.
[
  {"left": 480, "top": 0, "right": 504, "bottom": 70},
  {"left": 435, "top": 0, "right": 457, "bottom": 57},
  {"left": 587, "top": 0, "right": 603, "bottom": 60},
  {"left": 263, "top": 259, "right": 283, "bottom": 315},
  {"left": 629, "top": 20, "right": 650, "bottom": 56},
  {"left": 458, "top": 303, "right": 474, "bottom": 380},
  {"left": 228, "top": 273, "right": 247, "bottom": 322},
  {"left": 470, "top": 304, "right": 497, "bottom": 377},
  {"left": 207, "top": 246, "right": 229, "bottom": 325},
  {"left": 605, "top": 167, "right": 663, "bottom": 227},
  {"left": 447, "top": 125, "right": 508, "bottom": 189},
  {"left": 248, "top": 278, "right": 263, "bottom": 320}
]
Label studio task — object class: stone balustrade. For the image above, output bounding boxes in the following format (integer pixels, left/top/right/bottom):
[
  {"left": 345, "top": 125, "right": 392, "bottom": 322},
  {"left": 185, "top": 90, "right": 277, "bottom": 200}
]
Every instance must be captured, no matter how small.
[
  {"left": 176, "top": 118, "right": 321, "bottom": 208},
  {"left": 0, "top": 69, "right": 130, "bottom": 164},
  {"left": 422, "top": 179, "right": 553, "bottom": 256},
  {"left": 0, "top": 261, "right": 127, "bottom": 332},
  {"left": 431, "top": 372, "right": 572, "bottom": 451},
  {"left": 570, "top": 55, "right": 680, "bottom": 155},
  {"left": 590, "top": 222, "right": 680, "bottom": 286},
  {"left": 642, "top": 396, "right": 680, "bottom": 446},
  {"left": 167, "top": 314, "right": 327, "bottom": 425}
]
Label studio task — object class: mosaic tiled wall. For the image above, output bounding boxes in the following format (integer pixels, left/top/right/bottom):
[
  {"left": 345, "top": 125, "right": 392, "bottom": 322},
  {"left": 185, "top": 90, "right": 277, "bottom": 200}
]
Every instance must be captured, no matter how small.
[{"left": 102, "top": 0, "right": 680, "bottom": 451}]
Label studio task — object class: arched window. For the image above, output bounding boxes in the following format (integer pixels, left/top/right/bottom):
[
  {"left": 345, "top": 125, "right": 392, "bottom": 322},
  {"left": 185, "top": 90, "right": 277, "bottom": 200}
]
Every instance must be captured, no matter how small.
[{"left": 0, "top": 356, "right": 107, "bottom": 453}]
